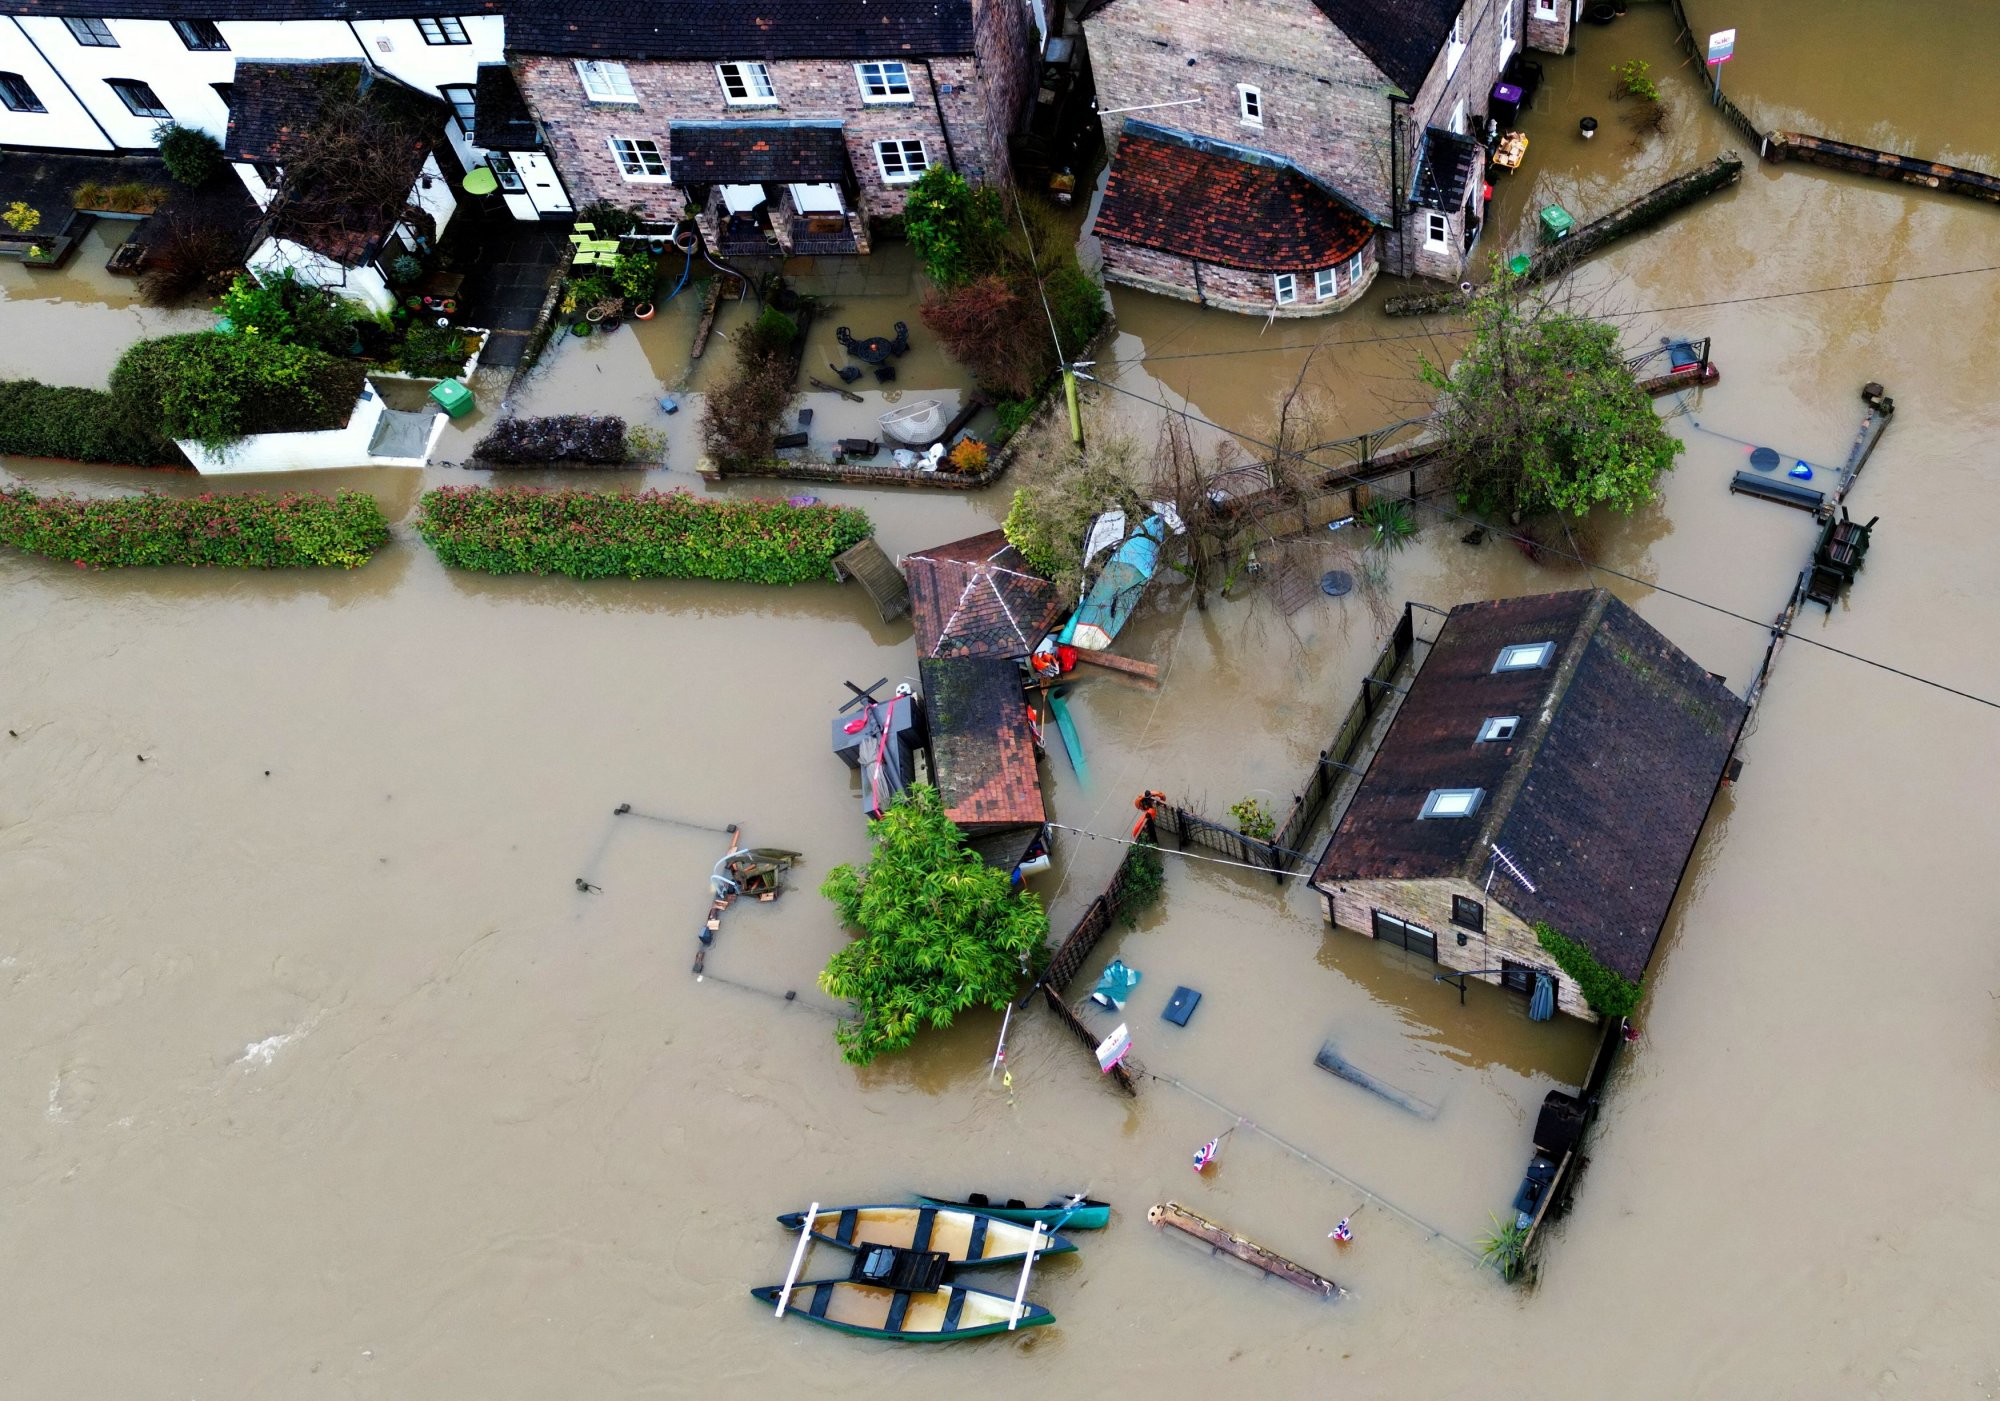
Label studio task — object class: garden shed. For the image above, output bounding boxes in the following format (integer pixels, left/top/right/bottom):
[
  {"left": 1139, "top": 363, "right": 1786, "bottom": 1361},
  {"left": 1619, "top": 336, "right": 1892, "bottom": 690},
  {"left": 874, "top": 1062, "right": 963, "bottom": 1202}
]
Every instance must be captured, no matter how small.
[
  {"left": 904, "top": 529, "right": 1067, "bottom": 661},
  {"left": 917, "top": 655, "right": 1045, "bottom": 871}
]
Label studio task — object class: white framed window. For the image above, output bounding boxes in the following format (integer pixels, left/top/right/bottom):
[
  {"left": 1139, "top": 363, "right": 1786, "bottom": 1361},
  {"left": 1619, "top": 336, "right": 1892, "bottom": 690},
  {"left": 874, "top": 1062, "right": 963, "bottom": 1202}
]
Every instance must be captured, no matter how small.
[
  {"left": 1479, "top": 715, "right": 1520, "bottom": 741},
  {"left": 1535, "top": 0, "right": 1559, "bottom": 12},
  {"left": 1344, "top": 250, "right": 1364, "bottom": 286},
  {"left": 1420, "top": 787, "right": 1485, "bottom": 819},
  {"left": 1450, "top": 97, "right": 1468, "bottom": 134},
  {"left": 1273, "top": 272, "right": 1297, "bottom": 305},
  {"left": 575, "top": 60, "right": 636, "bottom": 104},
  {"left": 1314, "top": 267, "right": 1337, "bottom": 300},
  {"left": 1424, "top": 210, "right": 1451, "bottom": 250},
  {"left": 609, "top": 137, "right": 668, "bottom": 181},
  {"left": 874, "top": 138, "right": 930, "bottom": 184},
  {"left": 1237, "top": 84, "right": 1262, "bottom": 127},
  {"left": 441, "top": 83, "right": 477, "bottom": 137},
  {"left": 1494, "top": 641, "right": 1555, "bottom": 671},
  {"left": 1499, "top": 2, "right": 1517, "bottom": 63},
  {"left": 717, "top": 61, "right": 777, "bottom": 106},
  {"left": 1445, "top": 15, "right": 1466, "bottom": 76},
  {"left": 856, "top": 61, "right": 912, "bottom": 103},
  {"left": 65, "top": 17, "right": 117, "bottom": 46},
  {"left": 416, "top": 16, "right": 469, "bottom": 45}
]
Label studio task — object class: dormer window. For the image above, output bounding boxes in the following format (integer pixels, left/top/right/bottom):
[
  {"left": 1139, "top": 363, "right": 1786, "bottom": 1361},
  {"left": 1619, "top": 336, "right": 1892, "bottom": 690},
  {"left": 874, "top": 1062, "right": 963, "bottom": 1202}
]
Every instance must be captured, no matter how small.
[
  {"left": 1494, "top": 641, "right": 1554, "bottom": 672},
  {"left": 1421, "top": 787, "right": 1484, "bottom": 819},
  {"left": 1479, "top": 716, "right": 1518, "bottom": 741}
]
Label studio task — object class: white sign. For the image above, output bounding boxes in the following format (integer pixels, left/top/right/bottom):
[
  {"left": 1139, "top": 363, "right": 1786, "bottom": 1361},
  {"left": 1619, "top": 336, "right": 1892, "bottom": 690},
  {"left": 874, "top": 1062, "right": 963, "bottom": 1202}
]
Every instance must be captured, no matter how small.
[
  {"left": 1707, "top": 28, "right": 1736, "bottom": 64},
  {"left": 1095, "top": 1023, "right": 1131, "bottom": 1073}
]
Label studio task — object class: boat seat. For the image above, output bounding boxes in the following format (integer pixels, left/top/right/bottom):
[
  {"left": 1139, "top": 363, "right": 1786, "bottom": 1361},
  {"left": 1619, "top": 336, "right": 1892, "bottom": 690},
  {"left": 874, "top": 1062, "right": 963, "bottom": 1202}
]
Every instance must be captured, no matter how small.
[
  {"left": 849, "top": 1245, "right": 948, "bottom": 1293},
  {"left": 965, "top": 1214, "right": 989, "bottom": 1262},
  {"left": 941, "top": 1290, "right": 967, "bottom": 1333},
  {"left": 883, "top": 1292, "right": 912, "bottom": 1333},
  {"left": 909, "top": 1206, "right": 937, "bottom": 1253},
  {"left": 809, "top": 1282, "right": 834, "bottom": 1318},
  {"left": 835, "top": 1208, "right": 857, "bottom": 1245}
]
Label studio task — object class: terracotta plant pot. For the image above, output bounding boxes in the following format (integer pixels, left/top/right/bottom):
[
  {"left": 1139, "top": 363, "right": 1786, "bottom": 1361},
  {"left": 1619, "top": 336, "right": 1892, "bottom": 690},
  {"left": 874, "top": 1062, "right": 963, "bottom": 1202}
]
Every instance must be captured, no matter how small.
[
  {"left": 405, "top": 296, "right": 422, "bottom": 310},
  {"left": 632, "top": 302, "right": 656, "bottom": 321},
  {"left": 441, "top": 299, "right": 457, "bottom": 314}
]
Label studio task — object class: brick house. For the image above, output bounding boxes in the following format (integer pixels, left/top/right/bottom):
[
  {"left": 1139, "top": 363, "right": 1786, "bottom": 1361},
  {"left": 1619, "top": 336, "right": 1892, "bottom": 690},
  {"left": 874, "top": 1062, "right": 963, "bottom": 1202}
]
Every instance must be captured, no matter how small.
[
  {"left": 1081, "top": 0, "right": 1564, "bottom": 316},
  {"left": 505, "top": 0, "right": 1038, "bottom": 257},
  {"left": 1312, "top": 590, "right": 1747, "bottom": 1021}
]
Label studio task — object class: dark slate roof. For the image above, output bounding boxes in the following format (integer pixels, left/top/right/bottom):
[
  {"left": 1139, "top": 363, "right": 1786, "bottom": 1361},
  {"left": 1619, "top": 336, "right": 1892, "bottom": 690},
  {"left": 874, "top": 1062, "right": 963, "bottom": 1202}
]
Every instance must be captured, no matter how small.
[
  {"left": 1079, "top": 0, "right": 1459, "bottom": 93},
  {"left": 5, "top": 0, "right": 492, "bottom": 16},
  {"left": 473, "top": 63, "right": 540, "bottom": 149},
  {"left": 919, "top": 656, "right": 1045, "bottom": 831},
  {"left": 1314, "top": 590, "right": 1747, "bottom": 981},
  {"left": 905, "top": 530, "right": 1068, "bottom": 662},
  {"left": 225, "top": 61, "right": 357, "bottom": 163},
  {"left": 668, "top": 121, "right": 851, "bottom": 185},
  {"left": 506, "top": 1, "right": 975, "bottom": 60},
  {"left": 1412, "top": 126, "right": 1480, "bottom": 210},
  {"left": 1094, "top": 125, "right": 1376, "bottom": 273}
]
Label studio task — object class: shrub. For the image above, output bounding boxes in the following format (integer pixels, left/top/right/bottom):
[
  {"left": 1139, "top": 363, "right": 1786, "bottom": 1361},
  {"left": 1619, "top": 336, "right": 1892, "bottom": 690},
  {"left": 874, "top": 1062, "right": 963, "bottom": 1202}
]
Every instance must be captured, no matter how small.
[
  {"left": 946, "top": 438, "right": 989, "bottom": 474},
  {"left": 415, "top": 486, "right": 872, "bottom": 583},
  {"left": 110, "top": 332, "right": 365, "bottom": 453},
  {"left": 219, "top": 271, "right": 362, "bottom": 355},
  {"left": 575, "top": 201, "right": 642, "bottom": 239},
  {"left": 700, "top": 319, "right": 798, "bottom": 468},
  {"left": 472, "top": 415, "right": 628, "bottom": 465},
  {"left": 919, "top": 207, "right": 1105, "bottom": 399},
  {"left": 0, "top": 381, "right": 185, "bottom": 466},
  {"left": 903, "top": 167, "right": 1006, "bottom": 289},
  {"left": 1116, "top": 838, "right": 1165, "bottom": 928},
  {"left": 0, "top": 487, "right": 388, "bottom": 568},
  {"left": 1359, "top": 497, "right": 1417, "bottom": 548},
  {"left": 1613, "top": 59, "right": 1660, "bottom": 103},
  {"left": 612, "top": 250, "right": 657, "bottom": 300},
  {"left": 994, "top": 397, "right": 1037, "bottom": 442},
  {"left": 1229, "top": 796, "right": 1277, "bottom": 841},
  {"left": 73, "top": 181, "right": 168, "bottom": 213},
  {"left": 750, "top": 306, "right": 798, "bottom": 352},
  {"left": 138, "top": 211, "right": 242, "bottom": 306},
  {"left": 395, "top": 323, "right": 469, "bottom": 378},
  {"left": 389, "top": 253, "right": 424, "bottom": 285},
  {"left": 1533, "top": 921, "right": 1643, "bottom": 1019},
  {"left": 3, "top": 201, "right": 40, "bottom": 234},
  {"left": 156, "top": 123, "right": 224, "bottom": 187}
]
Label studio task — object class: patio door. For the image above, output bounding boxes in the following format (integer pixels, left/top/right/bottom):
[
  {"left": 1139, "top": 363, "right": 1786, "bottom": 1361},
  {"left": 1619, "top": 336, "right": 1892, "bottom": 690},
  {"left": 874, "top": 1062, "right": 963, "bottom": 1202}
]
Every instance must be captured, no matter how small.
[
  {"left": 788, "top": 182, "right": 844, "bottom": 215},
  {"left": 514, "top": 152, "right": 573, "bottom": 215}
]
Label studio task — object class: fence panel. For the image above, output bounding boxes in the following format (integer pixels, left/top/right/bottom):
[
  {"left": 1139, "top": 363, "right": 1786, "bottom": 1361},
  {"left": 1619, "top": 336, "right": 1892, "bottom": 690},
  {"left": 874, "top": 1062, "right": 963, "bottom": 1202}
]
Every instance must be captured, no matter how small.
[{"left": 1041, "top": 985, "right": 1137, "bottom": 1096}]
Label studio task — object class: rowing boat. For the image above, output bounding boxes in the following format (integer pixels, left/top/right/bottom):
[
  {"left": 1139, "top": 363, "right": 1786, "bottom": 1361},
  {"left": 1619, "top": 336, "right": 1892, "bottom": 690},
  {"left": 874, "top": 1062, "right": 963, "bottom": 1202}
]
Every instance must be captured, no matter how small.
[
  {"left": 914, "top": 1193, "right": 1110, "bottom": 1231},
  {"left": 775, "top": 1204, "right": 1075, "bottom": 1266},
  {"left": 751, "top": 1278, "right": 1053, "bottom": 1340}
]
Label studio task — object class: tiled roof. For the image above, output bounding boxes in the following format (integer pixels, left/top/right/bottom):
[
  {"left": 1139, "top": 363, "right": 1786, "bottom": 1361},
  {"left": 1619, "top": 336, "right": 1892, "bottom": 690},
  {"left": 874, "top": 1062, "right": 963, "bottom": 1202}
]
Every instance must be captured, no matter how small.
[
  {"left": 905, "top": 530, "right": 1068, "bottom": 662},
  {"left": 506, "top": 1, "right": 975, "bottom": 60},
  {"left": 473, "top": 63, "right": 540, "bottom": 149},
  {"left": 1314, "top": 590, "right": 1747, "bottom": 981},
  {"left": 668, "top": 121, "right": 851, "bottom": 185},
  {"left": 225, "top": 61, "right": 358, "bottom": 163},
  {"left": 919, "top": 656, "right": 1045, "bottom": 831},
  {"left": 1079, "top": 0, "right": 1460, "bottom": 93},
  {"left": 1094, "top": 126, "right": 1376, "bottom": 273},
  {"left": 6, "top": 0, "right": 492, "bottom": 16}
]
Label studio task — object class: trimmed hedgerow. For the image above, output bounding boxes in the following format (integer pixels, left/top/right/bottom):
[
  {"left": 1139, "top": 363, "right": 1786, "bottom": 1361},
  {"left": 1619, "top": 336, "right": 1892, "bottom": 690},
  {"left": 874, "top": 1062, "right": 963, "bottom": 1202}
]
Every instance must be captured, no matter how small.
[
  {"left": 0, "top": 380, "right": 186, "bottom": 467},
  {"left": 0, "top": 487, "right": 389, "bottom": 569},
  {"left": 1533, "top": 921, "right": 1644, "bottom": 1019},
  {"left": 472, "top": 415, "right": 627, "bottom": 466},
  {"left": 415, "top": 486, "right": 872, "bottom": 584}
]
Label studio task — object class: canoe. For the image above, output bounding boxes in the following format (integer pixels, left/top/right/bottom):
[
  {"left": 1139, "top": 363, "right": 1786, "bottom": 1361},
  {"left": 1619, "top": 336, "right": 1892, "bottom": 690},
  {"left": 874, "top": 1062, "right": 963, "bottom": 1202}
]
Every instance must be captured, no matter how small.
[
  {"left": 751, "top": 1279, "right": 1053, "bottom": 1340},
  {"left": 1047, "top": 688, "right": 1088, "bottom": 785},
  {"left": 775, "top": 1204, "right": 1075, "bottom": 1266},
  {"left": 915, "top": 1193, "right": 1110, "bottom": 1231}
]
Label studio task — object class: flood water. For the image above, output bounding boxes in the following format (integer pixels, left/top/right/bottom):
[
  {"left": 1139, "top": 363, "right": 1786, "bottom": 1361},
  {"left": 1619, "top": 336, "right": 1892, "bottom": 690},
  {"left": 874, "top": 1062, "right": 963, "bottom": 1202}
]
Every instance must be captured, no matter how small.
[{"left": 6, "top": 5, "right": 2000, "bottom": 1396}]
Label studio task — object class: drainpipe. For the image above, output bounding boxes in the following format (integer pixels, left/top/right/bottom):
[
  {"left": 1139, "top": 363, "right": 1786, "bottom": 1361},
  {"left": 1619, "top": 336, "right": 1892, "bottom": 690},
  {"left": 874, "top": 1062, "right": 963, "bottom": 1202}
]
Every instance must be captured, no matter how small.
[
  {"left": 1388, "top": 92, "right": 1409, "bottom": 277},
  {"left": 919, "top": 59, "right": 961, "bottom": 174},
  {"left": 10, "top": 16, "right": 116, "bottom": 150}
]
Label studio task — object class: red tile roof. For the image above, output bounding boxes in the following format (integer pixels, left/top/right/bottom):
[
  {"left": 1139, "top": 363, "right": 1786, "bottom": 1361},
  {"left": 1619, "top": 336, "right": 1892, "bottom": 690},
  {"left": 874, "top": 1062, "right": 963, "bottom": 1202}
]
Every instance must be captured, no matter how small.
[
  {"left": 919, "top": 657, "right": 1045, "bottom": 831},
  {"left": 905, "top": 530, "right": 1068, "bottom": 662},
  {"left": 1094, "top": 128, "right": 1376, "bottom": 273}
]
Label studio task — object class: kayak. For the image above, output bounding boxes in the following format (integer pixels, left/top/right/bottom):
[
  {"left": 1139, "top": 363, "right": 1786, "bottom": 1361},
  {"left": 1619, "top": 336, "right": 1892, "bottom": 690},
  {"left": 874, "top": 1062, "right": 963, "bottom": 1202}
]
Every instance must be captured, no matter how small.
[
  {"left": 752, "top": 1278, "right": 1053, "bottom": 1340},
  {"left": 775, "top": 1204, "right": 1076, "bottom": 1267},
  {"left": 915, "top": 1193, "right": 1110, "bottom": 1231}
]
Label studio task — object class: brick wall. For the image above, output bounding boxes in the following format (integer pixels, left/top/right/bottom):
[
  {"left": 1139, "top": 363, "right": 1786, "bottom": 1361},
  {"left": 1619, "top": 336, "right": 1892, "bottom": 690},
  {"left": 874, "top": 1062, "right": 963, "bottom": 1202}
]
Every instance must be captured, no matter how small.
[
  {"left": 1100, "top": 237, "right": 1377, "bottom": 316},
  {"left": 1319, "top": 874, "right": 1598, "bottom": 1022},
  {"left": 1525, "top": 0, "right": 1572, "bottom": 55}
]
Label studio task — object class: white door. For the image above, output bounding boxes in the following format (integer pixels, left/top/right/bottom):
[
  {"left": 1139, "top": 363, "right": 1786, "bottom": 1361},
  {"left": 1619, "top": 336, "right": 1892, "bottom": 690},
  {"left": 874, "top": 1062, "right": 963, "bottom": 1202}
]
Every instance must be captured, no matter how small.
[
  {"left": 514, "top": 152, "right": 573, "bottom": 215},
  {"left": 788, "top": 182, "right": 844, "bottom": 214}
]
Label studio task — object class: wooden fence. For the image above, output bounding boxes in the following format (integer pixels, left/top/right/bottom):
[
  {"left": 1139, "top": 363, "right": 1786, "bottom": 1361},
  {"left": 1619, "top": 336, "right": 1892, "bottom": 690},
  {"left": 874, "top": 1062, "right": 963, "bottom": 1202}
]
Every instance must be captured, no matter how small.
[
  {"left": 1659, "top": 0, "right": 1766, "bottom": 152},
  {"left": 1033, "top": 848, "right": 1148, "bottom": 1097}
]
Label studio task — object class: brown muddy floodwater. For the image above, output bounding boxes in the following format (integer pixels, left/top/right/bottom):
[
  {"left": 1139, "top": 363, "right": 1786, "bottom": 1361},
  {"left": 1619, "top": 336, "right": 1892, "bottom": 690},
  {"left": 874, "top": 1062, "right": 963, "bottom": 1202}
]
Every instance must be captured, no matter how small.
[{"left": 6, "top": 6, "right": 2000, "bottom": 1397}]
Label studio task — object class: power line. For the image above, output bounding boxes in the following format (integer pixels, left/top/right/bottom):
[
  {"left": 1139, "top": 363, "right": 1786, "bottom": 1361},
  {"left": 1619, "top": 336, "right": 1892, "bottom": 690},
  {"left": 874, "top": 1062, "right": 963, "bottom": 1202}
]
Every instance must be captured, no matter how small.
[
  {"left": 1076, "top": 373, "right": 2000, "bottom": 713},
  {"left": 1043, "top": 820, "right": 1316, "bottom": 879}
]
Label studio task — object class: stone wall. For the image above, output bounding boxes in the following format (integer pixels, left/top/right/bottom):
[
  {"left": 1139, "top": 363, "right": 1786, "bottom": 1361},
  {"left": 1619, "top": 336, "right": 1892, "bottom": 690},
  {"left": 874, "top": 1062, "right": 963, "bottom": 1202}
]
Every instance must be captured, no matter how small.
[
  {"left": 1100, "top": 237, "right": 1377, "bottom": 316},
  {"left": 1320, "top": 875, "right": 1598, "bottom": 1022}
]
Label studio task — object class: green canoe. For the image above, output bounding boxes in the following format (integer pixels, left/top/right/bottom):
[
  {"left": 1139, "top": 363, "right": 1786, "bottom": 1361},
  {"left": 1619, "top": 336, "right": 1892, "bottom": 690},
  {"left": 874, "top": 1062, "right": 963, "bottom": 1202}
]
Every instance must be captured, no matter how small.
[
  {"left": 752, "top": 1279, "right": 1053, "bottom": 1340},
  {"left": 775, "top": 1204, "right": 1075, "bottom": 1266},
  {"left": 914, "top": 1193, "right": 1111, "bottom": 1231}
]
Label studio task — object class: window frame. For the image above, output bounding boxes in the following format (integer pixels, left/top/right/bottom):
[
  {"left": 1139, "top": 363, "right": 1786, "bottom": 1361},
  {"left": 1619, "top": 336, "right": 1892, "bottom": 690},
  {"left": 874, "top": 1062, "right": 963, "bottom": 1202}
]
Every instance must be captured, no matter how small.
[
  {"left": 1535, "top": 0, "right": 1559, "bottom": 12},
  {"left": 716, "top": 60, "right": 777, "bottom": 107},
  {"left": 1314, "top": 266, "right": 1337, "bottom": 301},
  {"left": 415, "top": 15, "right": 470, "bottom": 45},
  {"left": 574, "top": 60, "right": 636, "bottom": 104},
  {"left": 1451, "top": 895, "right": 1486, "bottom": 933},
  {"left": 1344, "top": 250, "right": 1364, "bottom": 286},
  {"left": 0, "top": 70, "right": 46, "bottom": 113},
  {"left": 1237, "top": 83, "right": 1262, "bottom": 127},
  {"left": 1420, "top": 787, "right": 1485, "bottom": 819},
  {"left": 1479, "top": 715, "right": 1520, "bottom": 742},
  {"left": 170, "top": 18, "right": 228, "bottom": 51},
  {"left": 1271, "top": 272, "right": 1298, "bottom": 305},
  {"left": 107, "top": 78, "right": 169, "bottom": 119},
  {"left": 440, "top": 83, "right": 477, "bottom": 137},
  {"left": 873, "top": 137, "right": 930, "bottom": 185},
  {"left": 1444, "top": 15, "right": 1466, "bottom": 76},
  {"left": 1424, "top": 210, "right": 1451, "bottom": 250},
  {"left": 1499, "top": 959, "right": 1542, "bottom": 995},
  {"left": 1372, "top": 910, "right": 1439, "bottom": 960},
  {"left": 855, "top": 61, "right": 913, "bottom": 104},
  {"left": 65, "top": 17, "right": 117, "bottom": 46},
  {"left": 1450, "top": 96, "right": 1468, "bottom": 135},
  {"left": 608, "top": 136, "right": 669, "bottom": 182},
  {"left": 1493, "top": 641, "right": 1555, "bottom": 672}
]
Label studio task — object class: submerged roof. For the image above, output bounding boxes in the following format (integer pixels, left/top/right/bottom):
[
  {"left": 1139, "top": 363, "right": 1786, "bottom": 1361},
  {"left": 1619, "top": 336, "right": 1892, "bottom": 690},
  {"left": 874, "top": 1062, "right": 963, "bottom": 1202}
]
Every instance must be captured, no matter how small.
[
  {"left": 1314, "top": 590, "right": 1747, "bottom": 980},
  {"left": 904, "top": 530, "right": 1067, "bottom": 662},
  {"left": 668, "top": 122, "right": 852, "bottom": 185},
  {"left": 1078, "top": 0, "right": 1459, "bottom": 93},
  {"left": 1094, "top": 125, "right": 1376, "bottom": 272},
  {"left": 507, "top": 1, "right": 975, "bottom": 59},
  {"left": 919, "top": 656, "right": 1045, "bottom": 832}
]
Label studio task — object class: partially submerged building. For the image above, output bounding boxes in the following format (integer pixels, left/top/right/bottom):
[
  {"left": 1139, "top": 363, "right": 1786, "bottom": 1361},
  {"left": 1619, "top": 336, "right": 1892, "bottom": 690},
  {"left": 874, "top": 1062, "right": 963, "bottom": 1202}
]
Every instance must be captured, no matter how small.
[{"left": 1312, "top": 590, "right": 1746, "bottom": 1020}]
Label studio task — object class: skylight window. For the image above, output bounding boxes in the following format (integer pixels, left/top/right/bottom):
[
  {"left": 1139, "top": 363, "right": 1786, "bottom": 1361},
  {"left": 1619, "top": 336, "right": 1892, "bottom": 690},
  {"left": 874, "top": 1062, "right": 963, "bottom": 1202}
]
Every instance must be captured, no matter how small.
[
  {"left": 1420, "top": 788, "right": 1485, "bottom": 819},
  {"left": 1479, "top": 716, "right": 1518, "bottom": 741},
  {"left": 1494, "top": 642, "right": 1554, "bottom": 672}
]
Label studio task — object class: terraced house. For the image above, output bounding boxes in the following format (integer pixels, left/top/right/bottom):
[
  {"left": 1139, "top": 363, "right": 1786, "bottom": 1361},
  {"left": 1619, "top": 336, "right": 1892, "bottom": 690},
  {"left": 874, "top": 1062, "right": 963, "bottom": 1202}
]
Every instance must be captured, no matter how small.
[
  {"left": 1081, "top": 0, "right": 1565, "bottom": 316},
  {"left": 505, "top": 0, "right": 1040, "bottom": 258}
]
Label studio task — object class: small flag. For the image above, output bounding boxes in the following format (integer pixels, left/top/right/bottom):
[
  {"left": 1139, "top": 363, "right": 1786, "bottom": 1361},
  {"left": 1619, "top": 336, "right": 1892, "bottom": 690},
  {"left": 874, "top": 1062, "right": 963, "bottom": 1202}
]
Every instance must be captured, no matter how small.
[
  {"left": 1192, "top": 1137, "right": 1220, "bottom": 1173},
  {"left": 1328, "top": 1217, "right": 1353, "bottom": 1243}
]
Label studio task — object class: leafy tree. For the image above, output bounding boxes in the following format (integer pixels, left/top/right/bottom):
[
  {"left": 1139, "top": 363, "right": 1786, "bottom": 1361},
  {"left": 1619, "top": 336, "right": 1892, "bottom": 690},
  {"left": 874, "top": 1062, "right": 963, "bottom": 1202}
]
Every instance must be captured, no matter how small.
[
  {"left": 1421, "top": 267, "right": 1681, "bottom": 520},
  {"left": 156, "top": 123, "right": 224, "bottom": 187},
  {"left": 818, "top": 785, "right": 1048, "bottom": 1066},
  {"left": 903, "top": 167, "right": 1006, "bottom": 289},
  {"left": 1001, "top": 428, "right": 1148, "bottom": 594}
]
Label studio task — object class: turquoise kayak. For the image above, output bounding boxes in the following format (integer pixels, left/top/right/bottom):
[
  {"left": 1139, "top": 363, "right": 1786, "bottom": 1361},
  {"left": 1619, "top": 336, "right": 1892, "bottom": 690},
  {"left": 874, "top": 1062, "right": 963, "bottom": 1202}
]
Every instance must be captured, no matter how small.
[{"left": 915, "top": 1193, "right": 1111, "bottom": 1231}]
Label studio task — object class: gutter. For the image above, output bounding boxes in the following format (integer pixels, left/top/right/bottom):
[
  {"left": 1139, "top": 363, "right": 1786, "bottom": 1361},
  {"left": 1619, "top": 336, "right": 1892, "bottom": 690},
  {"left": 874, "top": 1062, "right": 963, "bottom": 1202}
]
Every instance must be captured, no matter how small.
[{"left": 9, "top": 15, "right": 116, "bottom": 149}]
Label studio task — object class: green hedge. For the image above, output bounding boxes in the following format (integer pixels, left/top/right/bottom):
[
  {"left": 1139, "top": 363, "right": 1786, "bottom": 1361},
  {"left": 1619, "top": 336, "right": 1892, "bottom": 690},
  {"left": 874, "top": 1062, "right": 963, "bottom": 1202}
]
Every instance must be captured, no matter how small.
[
  {"left": 415, "top": 486, "right": 872, "bottom": 583},
  {"left": 1533, "top": 921, "right": 1643, "bottom": 1019},
  {"left": 108, "top": 332, "right": 366, "bottom": 454},
  {"left": 0, "top": 488, "right": 389, "bottom": 568},
  {"left": 0, "top": 380, "right": 186, "bottom": 467}
]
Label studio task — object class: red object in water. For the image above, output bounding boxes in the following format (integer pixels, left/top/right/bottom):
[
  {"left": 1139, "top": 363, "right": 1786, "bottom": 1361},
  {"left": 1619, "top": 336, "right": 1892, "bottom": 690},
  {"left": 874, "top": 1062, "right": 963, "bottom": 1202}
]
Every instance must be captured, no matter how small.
[
  {"left": 1623, "top": 1023, "right": 1642, "bottom": 1043},
  {"left": 1056, "top": 644, "right": 1078, "bottom": 673}
]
